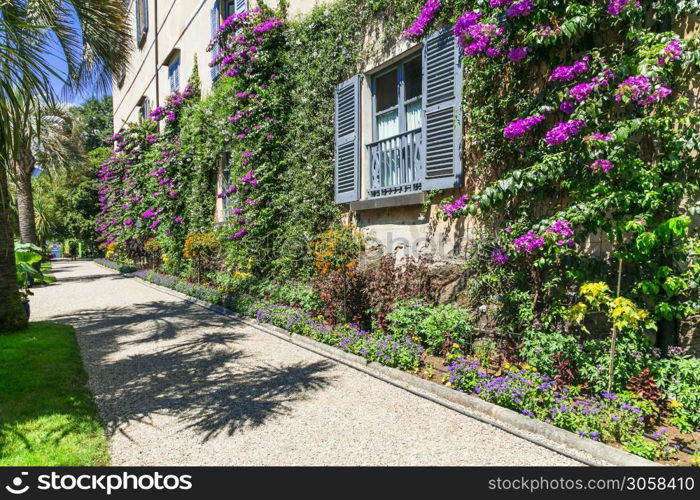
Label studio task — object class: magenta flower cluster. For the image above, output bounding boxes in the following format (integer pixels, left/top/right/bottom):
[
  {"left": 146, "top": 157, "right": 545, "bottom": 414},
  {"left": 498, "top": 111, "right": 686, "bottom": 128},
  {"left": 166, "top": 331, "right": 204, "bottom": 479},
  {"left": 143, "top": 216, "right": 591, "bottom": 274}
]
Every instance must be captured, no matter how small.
[
  {"left": 150, "top": 85, "right": 194, "bottom": 123},
  {"left": 590, "top": 159, "right": 614, "bottom": 174},
  {"left": 503, "top": 114, "right": 546, "bottom": 140},
  {"left": 585, "top": 132, "right": 613, "bottom": 142},
  {"left": 550, "top": 56, "right": 590, "bottom": 82},
  {"left": 544, "top": 120, "right": 586, "bottom": 146},
  {"left": 607, "top": 0, "right": 641, "bottom": 16},
  {"left": 536, "top": 25, "right": 560, "bottom": 38},
  {"left": 403, "top": 0, "right": 441, "bottom": 41},
  {"left": 506, "top": 0, "right": 533, "bottom": 18},
  {"left": 614, "top": 76, "right": 672, "bottom": 106},
  {"left": 546, "top": 219, "right": 575, "bottom": 246},
  {"left": 491, "top": 248, "right": 510, "bottom": 265},
  {"left": 658, "top": 39, "right": 682, "bottom": 65},
  {"left": 440, "top": 194, "right": 469, "bottom": 217},
  {"left": 513, "top": 231, "right": 544, "bottom": 253}
]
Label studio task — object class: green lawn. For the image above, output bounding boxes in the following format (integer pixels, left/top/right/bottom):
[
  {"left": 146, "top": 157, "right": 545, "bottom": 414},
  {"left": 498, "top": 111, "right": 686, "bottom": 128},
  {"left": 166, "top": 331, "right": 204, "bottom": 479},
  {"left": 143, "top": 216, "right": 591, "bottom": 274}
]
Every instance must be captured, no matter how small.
[{"left": 0, "top": 322, "right": 109, "bottom": 465}]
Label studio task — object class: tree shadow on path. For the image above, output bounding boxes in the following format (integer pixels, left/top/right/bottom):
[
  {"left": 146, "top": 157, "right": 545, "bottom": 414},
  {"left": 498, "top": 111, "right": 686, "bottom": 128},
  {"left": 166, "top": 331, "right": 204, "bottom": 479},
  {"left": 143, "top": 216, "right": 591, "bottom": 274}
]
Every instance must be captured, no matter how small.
[{"left": 50, "top": 301, "right": 335, "bottom": 442}]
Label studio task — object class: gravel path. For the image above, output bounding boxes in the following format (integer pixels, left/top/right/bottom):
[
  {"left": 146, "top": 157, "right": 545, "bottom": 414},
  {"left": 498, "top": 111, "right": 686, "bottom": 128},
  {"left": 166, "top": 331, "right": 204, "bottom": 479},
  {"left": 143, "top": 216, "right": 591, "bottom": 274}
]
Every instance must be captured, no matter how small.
[{"left": 31, "top": 260, "right": 585, "bottom": 466}]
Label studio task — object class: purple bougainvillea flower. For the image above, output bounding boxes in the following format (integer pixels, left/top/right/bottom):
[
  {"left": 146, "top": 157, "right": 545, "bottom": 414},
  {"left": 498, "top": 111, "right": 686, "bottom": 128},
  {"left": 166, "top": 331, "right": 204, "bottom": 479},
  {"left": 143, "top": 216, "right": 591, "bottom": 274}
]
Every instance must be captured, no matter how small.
[
  {"left": 507, "top": 47, "right": 527, "bottom": 62},
  {"left": 559, "top": 101, "right": 575, "bottom": 114},
  {"left": 607, "top": 0, "right": 641, "bottom": 16},
  {"left": 403, "top": 0, "right": 441, "bottom": 41},
  {"left": 513, "top": 231, "right": 544, "bottom": 253},
  {"left": 590, "top": 159, "right": 614, "bottom": 173},
  {"left": 503, "top": 114, "right": 545, "bottom": 140},
  {"left": 544, "top": 120, "right": 586, "bottom": 146},
  {"left": 658, "top": 39, "right": 683, "bottom": 65},
  {"left": 506, "top": 0, "right": 533, "bottom": 17},
  {"left": 491, "top": 248, "right": 510, "bottom": 265},
  {"left": 440, "top": 194, "right": 469, "bottom": 217}
]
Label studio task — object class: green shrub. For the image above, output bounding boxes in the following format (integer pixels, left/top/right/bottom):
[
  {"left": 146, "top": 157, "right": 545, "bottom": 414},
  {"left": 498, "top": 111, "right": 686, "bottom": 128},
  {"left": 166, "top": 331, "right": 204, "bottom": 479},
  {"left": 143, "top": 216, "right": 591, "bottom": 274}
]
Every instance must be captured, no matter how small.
[
  {"left": 520, "top": 328, "right": 581, "bottom": 378},
  {"left": 653, "top": 355, "right": 700, "bottom": 432},
  {"left": 418, "top": 305, "right": 473, "bottom": 355},
  {"left": 387, "top": 301, "right": 473, "bottom": 355}
]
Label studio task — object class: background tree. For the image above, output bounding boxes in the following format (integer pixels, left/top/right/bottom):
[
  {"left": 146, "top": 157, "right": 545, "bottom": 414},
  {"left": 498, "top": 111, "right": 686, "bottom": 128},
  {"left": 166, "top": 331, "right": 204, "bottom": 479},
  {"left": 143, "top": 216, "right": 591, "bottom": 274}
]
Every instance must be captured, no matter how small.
[{"left": 0, "top": 0, "right": 131, "bottom": 332}]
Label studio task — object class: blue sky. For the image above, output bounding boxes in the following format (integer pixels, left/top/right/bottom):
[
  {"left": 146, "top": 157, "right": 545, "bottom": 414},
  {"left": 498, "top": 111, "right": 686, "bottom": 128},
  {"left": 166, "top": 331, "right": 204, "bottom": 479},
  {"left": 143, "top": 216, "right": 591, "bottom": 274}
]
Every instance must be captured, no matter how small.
[{"left": 44, "top": 11, "right": 111, "bottom": 106}]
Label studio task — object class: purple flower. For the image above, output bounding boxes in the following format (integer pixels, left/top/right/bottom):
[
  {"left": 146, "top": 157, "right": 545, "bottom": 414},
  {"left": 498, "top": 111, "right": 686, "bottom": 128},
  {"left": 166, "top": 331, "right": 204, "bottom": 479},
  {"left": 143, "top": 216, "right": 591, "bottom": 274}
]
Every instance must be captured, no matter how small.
[
  {"left": 403, "top": 0, "right": 441, "bottom": 40},
  {"left": 546, "top": 219, "right": 574, "bottom": 245},
  {"left": 550, "top": 56, "right": 589, "bottom": 82},
  {"left": 658, "top": 39, "right": 683, "bottom": 65},
  {"left": 491, "top": 248, "right": 510, "bottom": 265},
  {"left": 544, "top": 120, "right": 586, "bottom": 146},
  {"left": 507, "top": 47, "right": 527, "bottom": 62},
  {"left": 607, "top": 0, "right": 641, "bottom": 16},
  {"left": 513, "top": 231, "right": 544, "bottom": 253},
  {"left": 559, "top": 101, "right": 575, "bottom": 114},
  {"left": 536, "top": 25, "right": 560, "bottom": 38},
  {"left": 173, "top": 216, "right": 183, "bottom": 223},
  {"left": 503, "top": 114, "right": 546, "bottom": 140},
  {"left": 440, "top": 194, "right": 469, "bottom": 217},
  {"left": 506, "top": 0, "right": 533, "bottom": 18},
  {"left": 569, "top": 82, "right": 596, "bottom": 101},
  {"left": 590, "top": 159, "right": 614, "bottom": 174}
]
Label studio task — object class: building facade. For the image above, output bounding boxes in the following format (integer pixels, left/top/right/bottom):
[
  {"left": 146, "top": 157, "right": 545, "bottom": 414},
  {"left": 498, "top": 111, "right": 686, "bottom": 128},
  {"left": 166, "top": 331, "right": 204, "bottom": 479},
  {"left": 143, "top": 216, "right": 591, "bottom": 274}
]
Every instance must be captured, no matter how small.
[
  {"left": 112, "top": 0, "right": 324, "bottom": 132},
  {"left": 114, "top": 0, "right": 471, "bottom": 265}
]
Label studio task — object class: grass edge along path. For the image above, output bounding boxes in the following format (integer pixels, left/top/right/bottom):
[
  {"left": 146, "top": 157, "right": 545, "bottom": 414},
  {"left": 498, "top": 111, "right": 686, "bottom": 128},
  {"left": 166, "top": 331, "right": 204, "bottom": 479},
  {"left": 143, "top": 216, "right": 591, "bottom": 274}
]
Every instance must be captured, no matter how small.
[{"left": 0, "top": 322, "right": 109, "bottom": 466}]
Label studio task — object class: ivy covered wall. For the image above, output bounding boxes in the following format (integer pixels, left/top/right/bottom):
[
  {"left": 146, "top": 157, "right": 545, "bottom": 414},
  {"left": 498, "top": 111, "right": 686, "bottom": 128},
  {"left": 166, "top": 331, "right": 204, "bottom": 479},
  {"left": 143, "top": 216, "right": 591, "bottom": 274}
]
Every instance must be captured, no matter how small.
[{"left": 97, "top": 0, "right": 699, "bottom": 347}]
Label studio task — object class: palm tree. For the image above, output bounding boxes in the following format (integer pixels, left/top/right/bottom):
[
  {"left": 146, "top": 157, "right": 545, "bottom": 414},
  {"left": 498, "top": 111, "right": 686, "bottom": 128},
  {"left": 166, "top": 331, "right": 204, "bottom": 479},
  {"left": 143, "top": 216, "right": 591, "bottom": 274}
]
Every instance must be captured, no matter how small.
[
  {"left": 9, "top": 97, "right": 83, "bottom": 245},
  {"left": 0, "top": 0, "right": 131, "bottom": 332}
]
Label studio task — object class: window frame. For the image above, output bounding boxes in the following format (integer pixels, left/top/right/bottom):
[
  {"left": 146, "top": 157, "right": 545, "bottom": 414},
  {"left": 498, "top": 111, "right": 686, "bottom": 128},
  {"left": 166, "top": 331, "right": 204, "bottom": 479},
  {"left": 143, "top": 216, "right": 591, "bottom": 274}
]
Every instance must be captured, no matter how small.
[
  {"left": 135, "top": 0, "right": 148, "bottom": 48},
  {"left": 370, "top": 54, "right": 422, "bottom": 142},
  {"left": 139, "top": 96, "right": 150, "bottom": 122},
  {"left": 168, "top": 56, "right": 181, "bottom": 93},
  {"left": 223, "top": 0, "right": 236, "bottom": 17}
]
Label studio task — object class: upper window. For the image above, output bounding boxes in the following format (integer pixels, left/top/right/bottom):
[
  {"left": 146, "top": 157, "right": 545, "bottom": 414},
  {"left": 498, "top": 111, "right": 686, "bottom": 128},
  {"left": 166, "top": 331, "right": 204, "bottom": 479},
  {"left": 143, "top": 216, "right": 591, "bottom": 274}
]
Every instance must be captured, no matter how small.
[
  {"left": 225, "top": 0, "right": 248, "bottom": 17},
  {"left": 373, "top": 56, "right": 422, "bottom": 141},
  {"left": 135, "top": 0, "right": 148, "bottom": 47},
  {"left": 139, "top": 97, "right": 150, "bottom": 121},
  {"left": 168, "top": 57, "right": 180, "bottom": 93}
]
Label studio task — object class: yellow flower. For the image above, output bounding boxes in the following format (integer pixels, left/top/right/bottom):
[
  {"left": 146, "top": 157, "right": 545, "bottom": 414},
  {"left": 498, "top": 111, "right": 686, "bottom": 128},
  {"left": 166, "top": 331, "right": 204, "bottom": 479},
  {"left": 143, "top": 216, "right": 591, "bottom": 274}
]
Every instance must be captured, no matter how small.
[{"left": 452, "top": 343, "right": 460, "bottom": 350}]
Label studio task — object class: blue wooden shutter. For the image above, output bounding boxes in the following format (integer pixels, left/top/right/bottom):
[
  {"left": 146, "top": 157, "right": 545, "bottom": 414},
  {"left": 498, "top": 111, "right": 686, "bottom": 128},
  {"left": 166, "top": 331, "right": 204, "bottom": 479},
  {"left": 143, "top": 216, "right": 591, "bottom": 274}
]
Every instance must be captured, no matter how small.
[
  {"left": 143, "top": 0, "right": 149, "bottom": 33},
  {"left": 168, "top": 58, "right": 180, "bottom": 92},
  {"left": 234, "top": 0, "right": 247, "bottom": 13},
  {"left": 334, "top": 74, "right": 361, "bottom": 203},
  {"left": 135, "top": 0, "right": 141, "bottom": 44},
  {"left": 421, "top": 28, "right": 463, "bottom": 190},
  {"left": 210, "top": 2, "right": 220, "bottom": 82}
]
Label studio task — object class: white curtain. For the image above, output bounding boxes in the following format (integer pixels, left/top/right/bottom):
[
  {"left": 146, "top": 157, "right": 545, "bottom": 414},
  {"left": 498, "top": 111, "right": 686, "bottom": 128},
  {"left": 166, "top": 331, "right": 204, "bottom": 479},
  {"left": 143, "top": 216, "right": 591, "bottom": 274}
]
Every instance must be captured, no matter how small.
[
  {"left": 376, "top": 110, "right": 399, "bottom": 140},
  {"left": 405, "top": 99, "right": 422, "bottom": 131}
]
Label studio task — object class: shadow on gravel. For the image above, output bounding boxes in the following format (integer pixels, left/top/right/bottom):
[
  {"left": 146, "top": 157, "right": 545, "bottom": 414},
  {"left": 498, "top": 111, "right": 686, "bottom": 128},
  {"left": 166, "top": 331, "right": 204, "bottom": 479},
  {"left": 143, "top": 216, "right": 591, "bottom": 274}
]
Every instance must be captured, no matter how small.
[{"left": 51, "top": 301, "right": 334, "bottom": 442}]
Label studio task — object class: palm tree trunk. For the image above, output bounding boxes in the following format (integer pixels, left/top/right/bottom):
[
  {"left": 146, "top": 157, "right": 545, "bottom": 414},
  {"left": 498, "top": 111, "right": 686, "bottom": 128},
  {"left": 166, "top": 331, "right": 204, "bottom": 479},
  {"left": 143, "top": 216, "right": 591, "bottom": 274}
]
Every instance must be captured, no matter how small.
[
  {"left": 0, "top": 161, "right": 28, "bottom": 332},
  {"left": 14, "top": 147, "right": 39, "bottom": 245}
]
